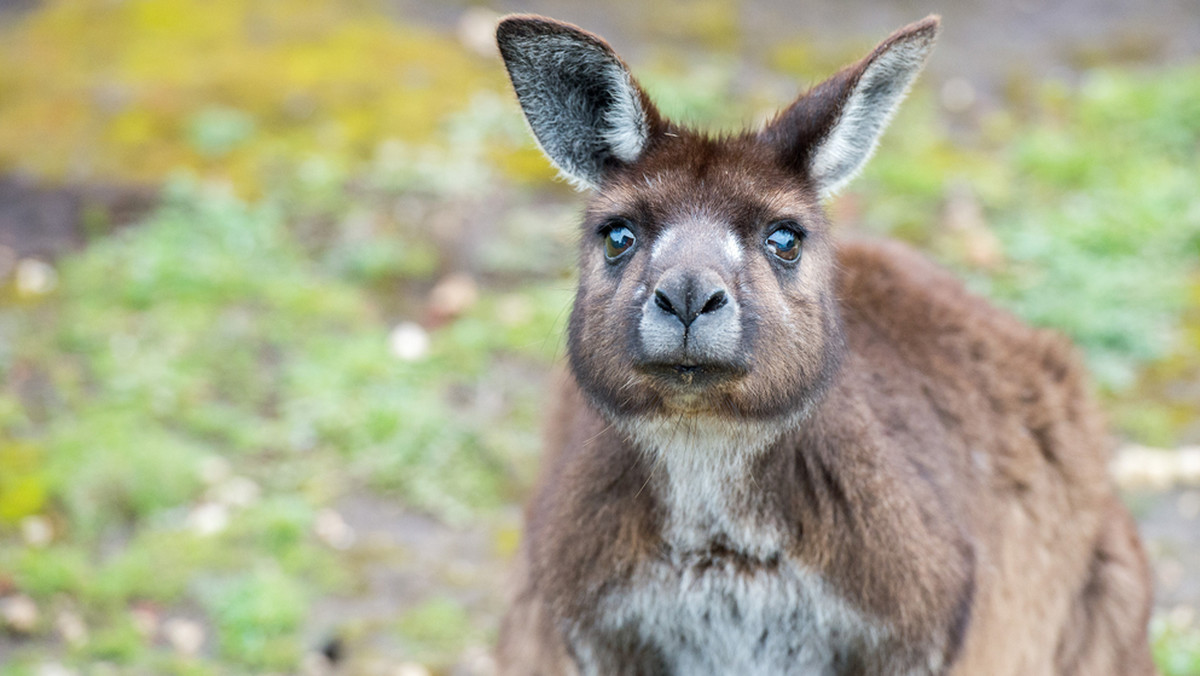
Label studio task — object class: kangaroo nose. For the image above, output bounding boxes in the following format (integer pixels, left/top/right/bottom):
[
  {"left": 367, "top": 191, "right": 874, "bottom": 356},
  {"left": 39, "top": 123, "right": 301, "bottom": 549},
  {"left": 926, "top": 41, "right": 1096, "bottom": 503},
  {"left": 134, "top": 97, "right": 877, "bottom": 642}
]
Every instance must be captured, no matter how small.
[{"left": 653, "top": 268, "right": 728, "bottom": 328}]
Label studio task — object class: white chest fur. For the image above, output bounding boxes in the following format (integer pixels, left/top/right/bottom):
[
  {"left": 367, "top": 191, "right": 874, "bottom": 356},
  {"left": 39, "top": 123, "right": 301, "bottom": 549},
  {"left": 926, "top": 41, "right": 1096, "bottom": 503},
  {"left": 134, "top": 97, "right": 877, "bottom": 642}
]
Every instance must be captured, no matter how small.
[
  {"left": 589, "top": 554, "right": 887, "bottom": 675},
  {"left": 572, "top": 417, "right": 891, "bottom": 675},
  {"left": 621, "top": 414, "right": 791, "bottom": 555}
]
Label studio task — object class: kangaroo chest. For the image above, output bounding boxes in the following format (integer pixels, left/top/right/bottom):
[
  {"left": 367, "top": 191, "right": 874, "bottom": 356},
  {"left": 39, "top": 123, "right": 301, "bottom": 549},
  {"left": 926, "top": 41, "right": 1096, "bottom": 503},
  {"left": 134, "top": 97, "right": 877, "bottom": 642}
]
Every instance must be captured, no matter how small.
[
  {"left": 579, "top": 551, "right": 884, "bottom": 676},
  {"left": 570, "top": 421, "right": 895, "bottom": 675}
]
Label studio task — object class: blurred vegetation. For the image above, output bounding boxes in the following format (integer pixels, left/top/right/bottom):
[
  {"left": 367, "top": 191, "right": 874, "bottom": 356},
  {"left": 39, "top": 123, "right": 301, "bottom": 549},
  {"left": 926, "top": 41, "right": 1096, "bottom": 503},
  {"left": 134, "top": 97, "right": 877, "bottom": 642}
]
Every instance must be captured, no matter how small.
[
  {"left": 0, "top": 0, "right": 554, "bottom": 193},
  {"left": 1156, "top": 613, "right": 1200, "bottom": 676},
  {"left": 0, "top": 173, "right": 569, "bottom": 672},
  {"left": 856, "top": 70, "right": 1200, "bottom": 444},
  {"left": 0, "top": 0, "right": 1197, "bottom": 673}
]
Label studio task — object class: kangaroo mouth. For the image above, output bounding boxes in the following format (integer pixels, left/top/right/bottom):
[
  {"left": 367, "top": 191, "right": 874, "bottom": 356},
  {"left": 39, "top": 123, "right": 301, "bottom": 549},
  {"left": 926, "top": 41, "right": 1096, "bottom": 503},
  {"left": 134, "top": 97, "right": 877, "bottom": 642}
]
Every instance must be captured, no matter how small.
[{"left": 635, "top": 361, "right": 747, "bottom": 388}]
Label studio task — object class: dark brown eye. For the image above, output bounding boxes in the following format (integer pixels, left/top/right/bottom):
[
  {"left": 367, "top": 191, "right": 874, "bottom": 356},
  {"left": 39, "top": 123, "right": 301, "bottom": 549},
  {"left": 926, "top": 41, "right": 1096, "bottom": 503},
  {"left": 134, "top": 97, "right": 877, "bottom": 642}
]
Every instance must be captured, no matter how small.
[
  {"left": 604, "top": 222, "right": 637, "bottom": 261},
  {"left": 765, "top": 224, "right": 802, "bottom": 262}
]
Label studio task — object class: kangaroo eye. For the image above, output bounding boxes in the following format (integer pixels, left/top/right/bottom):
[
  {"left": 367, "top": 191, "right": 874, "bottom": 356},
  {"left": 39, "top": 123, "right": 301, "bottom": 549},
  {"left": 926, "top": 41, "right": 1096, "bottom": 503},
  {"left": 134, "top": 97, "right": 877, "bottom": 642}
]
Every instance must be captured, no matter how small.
[
  {"left": 604, "top": 222, "right": 637, "bottom": 261},
  {"left": 765, "top": 224, "right": 803, "bottom": 262}
]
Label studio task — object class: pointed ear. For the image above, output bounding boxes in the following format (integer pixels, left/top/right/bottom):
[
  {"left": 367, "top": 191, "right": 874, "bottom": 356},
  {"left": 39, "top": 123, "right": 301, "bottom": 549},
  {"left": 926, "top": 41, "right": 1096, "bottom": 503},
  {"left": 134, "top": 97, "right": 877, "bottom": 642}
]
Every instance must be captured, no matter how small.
[
  {"left": 761, "top": 16, "right": 940, "bottom": 198},
  {"left": 496, "top": 15, "right": 659, "bottom": 190}
]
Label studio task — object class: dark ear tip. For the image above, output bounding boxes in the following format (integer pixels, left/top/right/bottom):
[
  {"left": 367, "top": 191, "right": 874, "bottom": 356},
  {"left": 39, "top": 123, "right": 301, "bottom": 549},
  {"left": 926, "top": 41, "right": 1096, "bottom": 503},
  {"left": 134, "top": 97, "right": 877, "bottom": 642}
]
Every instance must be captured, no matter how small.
[
  {"left": 496, "top": 14, "right": 593, "bottom": 43},
  {"left": 906, "top": 14, "right": 942, "bottom": 40},
  {"left": 495, "top": 14, "right": 547, "bottom": 42},
  {"left": 875, "top": 14, "right": 940, "bottom": 54}
]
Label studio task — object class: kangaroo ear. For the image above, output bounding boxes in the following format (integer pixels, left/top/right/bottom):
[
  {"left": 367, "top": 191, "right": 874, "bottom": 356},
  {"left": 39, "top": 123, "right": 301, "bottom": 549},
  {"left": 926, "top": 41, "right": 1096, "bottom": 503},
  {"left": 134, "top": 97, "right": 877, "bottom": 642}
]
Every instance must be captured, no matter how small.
[
  {"left": 496, "top": 15, "right": 658, "bottom": 190},
  {"left": 761, "top": 16, "right": 940, "bottom": 199}
]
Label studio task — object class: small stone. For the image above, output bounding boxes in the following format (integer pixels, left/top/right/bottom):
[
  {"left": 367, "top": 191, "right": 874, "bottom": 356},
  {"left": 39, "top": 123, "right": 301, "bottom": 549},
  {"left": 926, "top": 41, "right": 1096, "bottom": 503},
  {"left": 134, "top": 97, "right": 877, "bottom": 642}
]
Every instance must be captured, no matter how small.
[
  {"left": 314, "top": 508, "right": 356, "bottom": 550},
  {"left": 198, "top": 455, "right": 232, "bottom": 485},
  {"left": 56, "top": 609, "right": 87, "bottom": 647},
  {"left": 428, "top": 273, "right": 479, "bottom": 322},
  {"left": 15, "top": 259, "right": 57, "bottom": 296},
  {"left": 21, "top": 515, "right": 53, "bottom": 547},
  {"left": 36, "top": 664, "right": 78, "bottom": 676},
  {"left": 163, "top": 617, "right": 205, "bottom": 657},
  {"left": 130, "top": 604, "right": 159, "bottom": 640},
  {"left": 187, "top": 502, "right": 230, "bottom": 536},
  {"left": 1, "top": 594, "right": 40, "bottom": 633},
  {"left": 393, "top": 663, "right": 432, "bottom": 676},
  {"left": 1176, "top": 447, "right": 1200, "bottom": 486},
  {"left": 940, "top": 76, "right": 977, "bottom": 113},
  {"left": 496, "top": 294, "right": 534, "bottom": 327},
  {"left": 1111, "top": 446, "right": 1174, "bottom": 490},
  {"left": 389, "top": 322, "right": 431, "bottom": 362},
  {"left": 211, "top": 475, "right": 260, "bottom": 508},
  {"left": 1140, "top": 453, "right": 1176, "bottom": 489}
]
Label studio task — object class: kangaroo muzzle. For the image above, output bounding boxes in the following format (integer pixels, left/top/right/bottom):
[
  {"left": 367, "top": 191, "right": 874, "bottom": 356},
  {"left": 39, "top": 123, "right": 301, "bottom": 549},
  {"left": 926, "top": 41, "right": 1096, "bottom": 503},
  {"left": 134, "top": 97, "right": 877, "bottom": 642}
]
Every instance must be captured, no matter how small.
[{"left": 638, "top": 265, "right": 743, "bottom": 375}]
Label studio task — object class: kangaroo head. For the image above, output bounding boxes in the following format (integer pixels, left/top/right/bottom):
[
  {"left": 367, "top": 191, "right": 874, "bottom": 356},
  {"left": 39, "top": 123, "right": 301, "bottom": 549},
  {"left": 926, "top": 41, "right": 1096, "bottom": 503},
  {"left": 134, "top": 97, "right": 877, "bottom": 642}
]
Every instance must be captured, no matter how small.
[{"left": 497, "top": 16, "right": 939, "bottom": 433}]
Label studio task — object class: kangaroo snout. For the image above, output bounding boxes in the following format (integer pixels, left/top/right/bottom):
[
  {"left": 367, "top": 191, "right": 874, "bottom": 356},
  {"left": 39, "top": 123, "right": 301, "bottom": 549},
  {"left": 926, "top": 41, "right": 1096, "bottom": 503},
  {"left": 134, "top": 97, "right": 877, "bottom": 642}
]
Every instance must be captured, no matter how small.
[
  {"left": 639, "top": 266, "right": 742, "bottom": 371},
  {"left": 652, "top": 268, "right": 728, "bottom": 328}
]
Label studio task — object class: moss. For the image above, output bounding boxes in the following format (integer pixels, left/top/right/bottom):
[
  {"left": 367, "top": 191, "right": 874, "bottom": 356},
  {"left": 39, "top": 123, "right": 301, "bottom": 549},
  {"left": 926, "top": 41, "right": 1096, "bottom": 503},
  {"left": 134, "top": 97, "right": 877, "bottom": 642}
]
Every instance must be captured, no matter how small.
[
  {"left": 395, "top": 597, "right": 476, "bottom": 663},
  {"left": 8, "top": 543, "right": 90, "bottom": 601},
  {"left": 80, "top": 614, "right": 147, "bottom": 663},
  {"left": 0, "top": 0, "right": 505, "bottom": 193},
  {"left": 0, "top": 441, "right": 47, "bottom": 524},
  {"left": 1154, "top": 617, "right": 1200, "bottom": 676},
  {"left": 201, "top": 565, "right": 309, "bottom": 669}
]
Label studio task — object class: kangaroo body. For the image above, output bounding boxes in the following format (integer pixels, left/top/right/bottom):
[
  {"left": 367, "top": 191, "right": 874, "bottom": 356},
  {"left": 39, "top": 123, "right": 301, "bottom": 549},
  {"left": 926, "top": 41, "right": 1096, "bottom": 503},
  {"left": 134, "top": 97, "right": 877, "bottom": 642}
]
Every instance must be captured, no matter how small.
[{"left": 494, "top": 15, "right": 1156, "bottom": 676}]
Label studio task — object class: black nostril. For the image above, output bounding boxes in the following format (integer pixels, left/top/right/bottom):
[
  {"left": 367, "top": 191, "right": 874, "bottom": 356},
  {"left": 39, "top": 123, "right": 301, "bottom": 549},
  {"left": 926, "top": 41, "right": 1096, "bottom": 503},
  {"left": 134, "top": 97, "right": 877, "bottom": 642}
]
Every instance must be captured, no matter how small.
[
  {"left": 700, "top": 289, "right": 727, "bottom": 315},
  {"left": 652, "top": 281, "right": 728, "bottom": 329},
  {"left": 654, "top": 289, "right": 677, "bottom": 316}
]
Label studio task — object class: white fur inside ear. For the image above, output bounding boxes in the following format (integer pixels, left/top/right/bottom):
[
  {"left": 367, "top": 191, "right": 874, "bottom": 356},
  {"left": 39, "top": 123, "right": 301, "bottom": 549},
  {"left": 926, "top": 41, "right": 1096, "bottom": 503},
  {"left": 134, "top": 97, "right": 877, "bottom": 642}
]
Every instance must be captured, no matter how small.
[
  {"left": 603, "top": 65, "right": 648, "bottom": 164},
  {"left": 500, "top": 31, "right": 649, "bottom": 191},
  {"left": 809, "top": 38, "right": 933, "bottom": 199}
]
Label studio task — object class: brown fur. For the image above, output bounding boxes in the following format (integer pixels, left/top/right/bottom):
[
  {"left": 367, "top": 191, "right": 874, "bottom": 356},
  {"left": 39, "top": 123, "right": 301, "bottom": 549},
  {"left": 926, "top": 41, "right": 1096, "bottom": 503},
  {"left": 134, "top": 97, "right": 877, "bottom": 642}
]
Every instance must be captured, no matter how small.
[{"left": 495, "top": 15, "right": 1155, "bottom": 676}]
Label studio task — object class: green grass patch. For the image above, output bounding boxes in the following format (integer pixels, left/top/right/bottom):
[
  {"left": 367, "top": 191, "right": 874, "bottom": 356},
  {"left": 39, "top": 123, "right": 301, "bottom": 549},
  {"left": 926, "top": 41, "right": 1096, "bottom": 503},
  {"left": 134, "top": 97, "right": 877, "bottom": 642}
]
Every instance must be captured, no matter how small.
[
  {"left": 0, "top": 0, "right": 511, "bottom": 193},
  {"left": 396, "top": 597, "right": 477, "bottom": 665},
  {"left": 1154, "top": 616, "right": 1200, "bottom": 676}
]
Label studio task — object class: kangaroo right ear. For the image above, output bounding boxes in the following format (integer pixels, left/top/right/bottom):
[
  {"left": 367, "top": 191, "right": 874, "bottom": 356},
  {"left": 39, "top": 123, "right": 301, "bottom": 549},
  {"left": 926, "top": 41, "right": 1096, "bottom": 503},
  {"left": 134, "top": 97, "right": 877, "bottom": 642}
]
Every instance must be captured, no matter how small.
[
  {"left": 760, "top": 16, "right": 940, "bottom": 199},
  {"left": 496, "top": 15, "right": 658, "bottom": 190}
]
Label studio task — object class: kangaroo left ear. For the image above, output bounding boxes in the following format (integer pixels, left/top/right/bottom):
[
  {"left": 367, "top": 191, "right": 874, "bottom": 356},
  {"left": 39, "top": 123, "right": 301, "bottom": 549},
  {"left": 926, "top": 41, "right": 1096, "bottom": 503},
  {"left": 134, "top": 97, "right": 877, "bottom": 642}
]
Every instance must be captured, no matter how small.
[
  {"left": 496, "top": 15, "right": 660, "bottom": 190},
  {"left": 761, "top": 16, "right": 940, "bottom": 199}
]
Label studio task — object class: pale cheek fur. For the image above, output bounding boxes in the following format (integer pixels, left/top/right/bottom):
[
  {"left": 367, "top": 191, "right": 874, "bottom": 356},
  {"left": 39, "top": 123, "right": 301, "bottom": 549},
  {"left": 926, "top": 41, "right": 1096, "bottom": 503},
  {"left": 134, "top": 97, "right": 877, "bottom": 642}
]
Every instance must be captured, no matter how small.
[{"left": 723, "top": 231, "right": 744, "bottom": 265}]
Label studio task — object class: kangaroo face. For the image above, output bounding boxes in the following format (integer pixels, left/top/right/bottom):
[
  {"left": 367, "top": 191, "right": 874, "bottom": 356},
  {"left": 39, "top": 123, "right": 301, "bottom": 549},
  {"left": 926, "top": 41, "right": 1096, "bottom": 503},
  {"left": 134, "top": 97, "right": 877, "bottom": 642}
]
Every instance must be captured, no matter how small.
[
  {"left": 568, "top": 136, "right": 844, "bottom": 422},
  {"left": 498, "top": 14, "right": 938, "bottom": 432}
]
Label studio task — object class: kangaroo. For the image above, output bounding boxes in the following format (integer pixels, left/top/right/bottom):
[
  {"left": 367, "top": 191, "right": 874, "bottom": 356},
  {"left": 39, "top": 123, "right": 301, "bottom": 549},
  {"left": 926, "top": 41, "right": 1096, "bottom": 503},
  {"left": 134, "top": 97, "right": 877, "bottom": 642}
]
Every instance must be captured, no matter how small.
[{"left": 493, "top": 14, "right": 1156, "bottom": 676}]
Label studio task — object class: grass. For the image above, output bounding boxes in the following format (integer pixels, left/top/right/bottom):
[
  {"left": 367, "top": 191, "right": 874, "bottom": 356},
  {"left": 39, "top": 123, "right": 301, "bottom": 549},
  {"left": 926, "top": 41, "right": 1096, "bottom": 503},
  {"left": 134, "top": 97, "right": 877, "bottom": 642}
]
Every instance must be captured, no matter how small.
[
  {"left": 1155, "top": 614, "right": 1200, "bottom": 676},
  {"left": 0, "top": 2, "right": 1198, "bottom": 672},
  {"left": 0, "top": 176, "right": 568, "bottom": 671}
]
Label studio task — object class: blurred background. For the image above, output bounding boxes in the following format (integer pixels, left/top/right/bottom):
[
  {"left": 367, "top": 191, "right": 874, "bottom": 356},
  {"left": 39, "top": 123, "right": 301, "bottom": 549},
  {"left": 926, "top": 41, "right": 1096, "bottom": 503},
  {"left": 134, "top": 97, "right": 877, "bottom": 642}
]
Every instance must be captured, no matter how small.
[{"left": 0, "top": 0, "right": 1197, "bottom": 674}]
